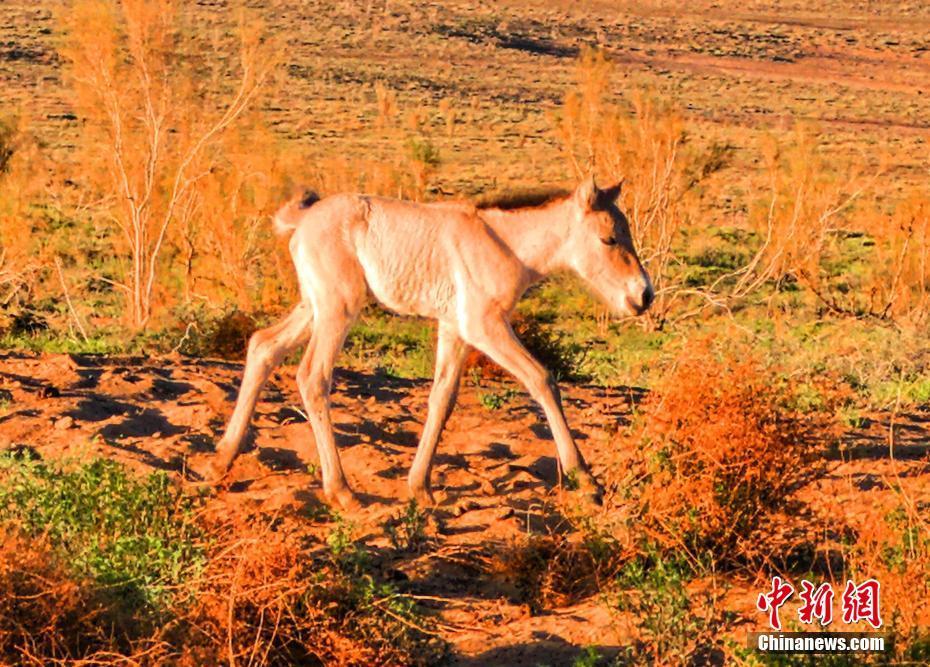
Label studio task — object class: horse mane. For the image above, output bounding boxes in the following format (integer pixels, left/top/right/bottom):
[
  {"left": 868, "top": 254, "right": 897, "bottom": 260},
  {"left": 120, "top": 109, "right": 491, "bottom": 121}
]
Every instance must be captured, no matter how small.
[{"left": 475, "top": 187, "right": 572, "bottom": 211}]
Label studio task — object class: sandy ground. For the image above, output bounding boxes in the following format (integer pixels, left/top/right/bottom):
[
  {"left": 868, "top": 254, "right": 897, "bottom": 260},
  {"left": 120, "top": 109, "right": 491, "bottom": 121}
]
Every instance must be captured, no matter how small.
[
  {"left": 0, "top": 351, "right": 928, "bottom": 663},
  {"left": 0, "top": 351, "right": 639, "bottom": 663}
]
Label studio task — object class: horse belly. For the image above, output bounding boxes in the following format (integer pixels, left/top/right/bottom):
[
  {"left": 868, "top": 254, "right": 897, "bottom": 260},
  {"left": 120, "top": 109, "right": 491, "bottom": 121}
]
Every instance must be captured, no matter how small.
[{"left": 359, "top": 250, "right": 456, "bottom": 319}]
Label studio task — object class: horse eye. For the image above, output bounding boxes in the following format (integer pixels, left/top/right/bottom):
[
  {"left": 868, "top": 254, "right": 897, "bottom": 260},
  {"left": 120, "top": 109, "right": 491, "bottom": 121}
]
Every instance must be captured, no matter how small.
[{"left": 600, "top": 236, "right": 617, "bottom": 246}]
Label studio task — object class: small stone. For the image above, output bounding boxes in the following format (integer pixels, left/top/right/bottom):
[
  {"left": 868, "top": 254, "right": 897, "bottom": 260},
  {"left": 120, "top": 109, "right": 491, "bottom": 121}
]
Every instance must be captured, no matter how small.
[{"left": 54, "top": 416, "right": 74, "bottom": 430}]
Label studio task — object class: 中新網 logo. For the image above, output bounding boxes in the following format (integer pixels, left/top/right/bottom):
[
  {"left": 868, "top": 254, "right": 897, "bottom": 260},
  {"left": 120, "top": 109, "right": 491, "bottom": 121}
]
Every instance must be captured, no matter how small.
[{"left": 756, "top": 578, "right": 881, "bottom": 630}]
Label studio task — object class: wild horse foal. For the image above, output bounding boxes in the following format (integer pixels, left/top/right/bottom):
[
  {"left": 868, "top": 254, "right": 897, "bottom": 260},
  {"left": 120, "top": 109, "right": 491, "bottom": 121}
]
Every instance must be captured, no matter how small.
[{"left": 209, "top": 177, "right": 654, "bottom": 509}]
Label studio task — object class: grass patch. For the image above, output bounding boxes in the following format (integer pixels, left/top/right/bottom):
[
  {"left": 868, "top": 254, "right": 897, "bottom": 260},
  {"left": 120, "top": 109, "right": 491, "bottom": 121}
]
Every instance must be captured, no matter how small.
[
  {"left": 0, "top": 454, "right": 449, "bottom": 664},
  {"left": 478, "top": 386, "right": 518, "bottom": 410},
  {"left": 0, "top": 451, "right": 206, "bottom": 612},
  {"left": 344, "top": 310, "right": 436, "bottom": 378},
  {"left": 615, "top": 551, "right": 725, "bottom": 665}
]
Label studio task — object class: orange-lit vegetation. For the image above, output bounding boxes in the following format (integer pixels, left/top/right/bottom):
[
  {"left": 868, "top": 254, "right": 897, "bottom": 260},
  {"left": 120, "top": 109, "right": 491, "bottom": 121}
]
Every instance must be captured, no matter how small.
[
  {"left": 1, "top": 7, "right": 926, "bottom": 340},
  {"left": 552, "top": 48, "right": 707, "bottom": 327},
  {"left": 61, "top": 0, "right": 282, "bottom": 328},
  {"left": 0, "top": 454, "right": 446, "bottom": 665},
  {"left": 849, "top": 484, "right": 930, "bottom": 663},
  {"left": 615, "top": 336, "right": 845, "bottom": 567},
  {"left": 0, "top": 115, "right": 44, "bottom": 321},
  {"left": 0, "top": 521, "right": 447, "bottom": 666}
]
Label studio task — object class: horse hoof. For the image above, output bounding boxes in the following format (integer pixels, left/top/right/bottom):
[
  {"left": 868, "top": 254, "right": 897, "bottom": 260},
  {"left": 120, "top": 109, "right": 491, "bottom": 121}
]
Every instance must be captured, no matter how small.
[
  {"left": 572, "top": 471, "right": 604, "bottom": 506},
  {"left": 202, "top": 457, "right": 232, "bottom": 486},
  {"left": 409, "top": 486, "right": 436, "bottom": 507},
  {"left": 327, "top": 486, "right": 364, "bottom": 512}
]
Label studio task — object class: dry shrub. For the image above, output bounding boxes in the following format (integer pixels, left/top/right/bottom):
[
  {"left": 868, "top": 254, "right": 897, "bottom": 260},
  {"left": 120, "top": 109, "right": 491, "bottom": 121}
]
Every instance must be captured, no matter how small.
[
  {"left": 173, "top": 117, "right": 301, "bottom": 315},
  {"left": 186, "top": 520, "right": 447, "bottom": 667},
  {"left": 488, "top": 532, "right": 618, "bottom": 612},
  {"left": 848, "top": 486, "right": 930, "bottom": 661},
  {"left": 0, "top": 533, "right": 169, "bottom": 665},
  {"left": 485, "top": 500, "right": 634, "bottom": 612},
  {"left": 0, "top": 452, "right": 445, "bottom": 665},
  {"left": 186, "top": 525, "right": 368, "bottom": 666},
  {"left": 837, "top": 190, "right": 930, "bottom": 326},
  {"left": 177, "top": 307, "right": 259, "bottom": 360},
  {"left": 742, "top": 130, "right": 928, "bottom": 327},
  {"left": 0, "top": 114, "right": 46, "bottom": 318},
  {"left": 311, "top": 83, "right": 445, "bottom": 202},
  {"left": 732, "top": 126, "right": 867, "bottom": 302},
  {"left": 551, "top": 49, "right": 922, "bottom": 330},
  {"left": 551, "top": 48, "right": 725, "bottom": 327},
  {"left": 374, "top": 81, "right": 398, "bottom": 129},
  {"left": 616, "top": 337, "right": 843, "bottom": 567},
  {"left": 871, "top": 193, "right": 930, "bottom": 324},
  {"left": 0, "top": 519, "right": 446, "bottom": 666},
  {"left": 61, "top": 0, "right": 279, "bottom": 329}
]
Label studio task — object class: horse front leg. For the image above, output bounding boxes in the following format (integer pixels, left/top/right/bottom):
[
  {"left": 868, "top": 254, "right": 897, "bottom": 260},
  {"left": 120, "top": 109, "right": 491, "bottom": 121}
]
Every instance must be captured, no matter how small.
[{"left": 464, "top": 313, "right": 601, "bottom": 501}]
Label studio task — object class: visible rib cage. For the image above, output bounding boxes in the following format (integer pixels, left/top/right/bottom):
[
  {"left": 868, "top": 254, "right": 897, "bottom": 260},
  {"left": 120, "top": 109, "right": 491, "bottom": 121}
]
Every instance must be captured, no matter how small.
[{"left": 209, "top": 177, "right": 654, "bottom": 510}]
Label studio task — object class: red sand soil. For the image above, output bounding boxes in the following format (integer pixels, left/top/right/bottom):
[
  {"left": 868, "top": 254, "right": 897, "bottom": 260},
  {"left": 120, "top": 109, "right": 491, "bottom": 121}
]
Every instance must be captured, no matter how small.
[{"left": 0, "top": 351, "right": 927, "bottom": 663}]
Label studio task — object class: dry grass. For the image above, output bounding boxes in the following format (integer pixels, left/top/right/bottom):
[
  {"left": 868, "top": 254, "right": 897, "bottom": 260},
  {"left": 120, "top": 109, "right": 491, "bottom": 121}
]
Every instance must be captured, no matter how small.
[
  {"left": 0, "top": 114, "right": 46, "bottom": 320},
  {"left": 0, "top": 514, "right": 447, "bottom": 666},
  {"left": 847, "top": 480, "right": 930, "bottom": 662},
  {"left": 0, "top": 534, "right": 169, "bottom": 665},
  {"left": 185, "top": 520, "right": 448, "bottom": 667},
  {"left": 609, "top": 336, "right": 845, "bottom": 568},
  {"left": 839, "top": 190, "right": 930, "bottom": 325},
  {"left": 487, "top": 526, "right": 627, "bottom": 612}
]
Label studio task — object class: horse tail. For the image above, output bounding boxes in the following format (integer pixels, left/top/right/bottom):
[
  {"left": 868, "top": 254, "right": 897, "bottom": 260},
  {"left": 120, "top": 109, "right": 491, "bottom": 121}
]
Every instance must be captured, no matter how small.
[{"left": 272, "top": 189, "right": 320, "bottom": 237}]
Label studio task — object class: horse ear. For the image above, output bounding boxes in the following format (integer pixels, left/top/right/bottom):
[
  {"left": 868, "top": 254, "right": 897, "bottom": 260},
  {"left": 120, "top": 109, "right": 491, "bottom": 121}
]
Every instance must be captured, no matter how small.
[
  {"left": 599, "top": 179, "right": 624, "bottom": 204},
  {"left": 575, "top": 175, "right": 599, "bottom": 210}
]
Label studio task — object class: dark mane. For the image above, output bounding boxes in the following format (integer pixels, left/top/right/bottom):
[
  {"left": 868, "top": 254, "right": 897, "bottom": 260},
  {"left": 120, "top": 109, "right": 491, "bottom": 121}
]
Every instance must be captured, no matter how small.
[{"left": 475, "top": 187, "right": 571, "bottom": 211}]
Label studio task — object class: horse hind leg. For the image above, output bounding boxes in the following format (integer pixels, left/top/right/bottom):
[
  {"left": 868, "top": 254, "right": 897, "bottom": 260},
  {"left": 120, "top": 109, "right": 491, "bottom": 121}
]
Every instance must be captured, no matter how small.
[
  {"left": 209, "top": 302, "right": 313, "bottom": 480},
  {"left": 408, "top": 322, "right": 469, "bottom": 505},
  {"left": 295, "top": 300, "right": 363, "bottom": 511}
]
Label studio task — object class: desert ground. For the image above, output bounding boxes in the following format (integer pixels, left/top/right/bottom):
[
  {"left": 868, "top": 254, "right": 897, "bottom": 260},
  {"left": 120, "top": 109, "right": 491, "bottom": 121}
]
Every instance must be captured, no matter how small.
[{"left": 2, "top": 349, "right": 928, "bottom": 664}]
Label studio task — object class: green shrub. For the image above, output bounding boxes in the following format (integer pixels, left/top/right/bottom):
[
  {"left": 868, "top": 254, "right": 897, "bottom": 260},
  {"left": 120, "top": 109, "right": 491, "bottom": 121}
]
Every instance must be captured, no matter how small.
[
  {"left": 384, "top": 499, "right": 431, "bottom": 552},
  {"left": 478, "top": 386, "right": 517, "bottom": 410},
  {"left": 0, "top": 452, "right": 206, "bottom": 611},
  {"left": 616, "top": 551, "right": 724, "bottom": 665}
]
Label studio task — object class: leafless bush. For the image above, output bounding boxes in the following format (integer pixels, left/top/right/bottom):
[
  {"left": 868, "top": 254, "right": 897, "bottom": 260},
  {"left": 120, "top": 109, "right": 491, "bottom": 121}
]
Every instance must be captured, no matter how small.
[
  {"left": 551, "top": 48, "right": 726, "bottom": 328},
  {"left": 61, "top": 0, "right": 277, "bottom": 329}
]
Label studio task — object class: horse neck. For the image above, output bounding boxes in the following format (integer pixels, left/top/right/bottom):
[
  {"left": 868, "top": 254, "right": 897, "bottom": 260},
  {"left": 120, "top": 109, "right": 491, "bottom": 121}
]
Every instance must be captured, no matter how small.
[{"left": 481, "top": 200, "right": 572, "bottom": 281}]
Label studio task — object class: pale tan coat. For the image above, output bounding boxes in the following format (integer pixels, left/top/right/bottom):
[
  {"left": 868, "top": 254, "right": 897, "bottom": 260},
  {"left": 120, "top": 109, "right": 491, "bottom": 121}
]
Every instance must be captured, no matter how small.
[{"left": 210, "top": 177, "right": 653, "bottom": 509}]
